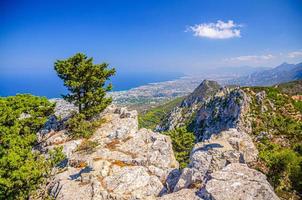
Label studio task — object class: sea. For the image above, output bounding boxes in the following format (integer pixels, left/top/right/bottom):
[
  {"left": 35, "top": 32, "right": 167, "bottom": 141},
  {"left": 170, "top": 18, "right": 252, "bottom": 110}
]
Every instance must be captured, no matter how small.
[{"left": 0, "top": 71, "right": 183, "bottom": 98}]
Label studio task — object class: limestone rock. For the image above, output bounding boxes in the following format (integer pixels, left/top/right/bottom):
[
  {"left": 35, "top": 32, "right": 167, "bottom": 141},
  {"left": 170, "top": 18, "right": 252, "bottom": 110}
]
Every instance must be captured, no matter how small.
[
  {"left": 201, "top": 163, "right": 279, "bottom": 200},
  {"left": 174, "top": 129, "right": 258, "bottom": 192},
  {"left": 195, "top": 89, "right": 251, "bottom": 141},
  {"left": 158, "top": 189, "right": 203, "bottom": 200},
  {"left": 46, "top": 105, "right": 178, "bottom": 200},
  {"left": 157, "top": 80, "right": 221, "bottom": 132}
]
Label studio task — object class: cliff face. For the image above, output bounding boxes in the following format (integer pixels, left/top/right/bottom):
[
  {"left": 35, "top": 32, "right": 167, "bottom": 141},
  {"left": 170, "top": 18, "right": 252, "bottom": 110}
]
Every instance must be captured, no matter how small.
[{"left": 194, "top": 87, "right": 252, "bottom": 141}]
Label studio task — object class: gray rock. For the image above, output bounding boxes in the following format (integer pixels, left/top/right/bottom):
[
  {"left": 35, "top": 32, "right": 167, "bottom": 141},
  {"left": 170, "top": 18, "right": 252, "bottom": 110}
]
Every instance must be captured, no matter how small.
[
  {"left": 195, "top": 88, "right": 250, "bottom": 141},
  {"left": 174, "top": 129, "right": 258, "bottom": 192},
  {"left": 49, "top": 98, "right": 78, "bottom": 120},
  {"left": 157, "top": 80, "right": 221, "bottom": 132},
  {"left": 158, "top": 189, "right": 203, "bottom": 200},
  {"left": 201, "top": 163, "right": 279, "bottom": 200},
  {"left": 46, "top": 105, "right": 178, "bottom": 200}
]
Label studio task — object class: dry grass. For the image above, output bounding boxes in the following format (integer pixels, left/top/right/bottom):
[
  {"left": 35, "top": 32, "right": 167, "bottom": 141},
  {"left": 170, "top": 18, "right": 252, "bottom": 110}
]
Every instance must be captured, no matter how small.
[
  {"left": 105, "top": 139, "right": 120, "bottom": 150},
  {"left": 76, "top": 139, "right": 99, "bottom": 153},
  {"left": 111, "top": 160, "right": 135, "bottom": 167},
  {"left": 93, "top": 157, "right": 103, "bottom": 161}
]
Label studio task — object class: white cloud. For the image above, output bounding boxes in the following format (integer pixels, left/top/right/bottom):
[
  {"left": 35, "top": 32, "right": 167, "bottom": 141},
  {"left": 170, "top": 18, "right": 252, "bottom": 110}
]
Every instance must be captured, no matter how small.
[
  {"left": 225, "top": 54, "right": 275, "bottom": 62},
  {"left": 288, "top": 51, "right": 302, "bottom": 58},
  {"left": 188, "top": 20, "right": 242, "bottom": 39}
]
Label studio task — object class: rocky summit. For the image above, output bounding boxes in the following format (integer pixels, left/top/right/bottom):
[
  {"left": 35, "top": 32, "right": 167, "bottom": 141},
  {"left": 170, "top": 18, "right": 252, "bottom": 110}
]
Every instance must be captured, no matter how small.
[{"left": 36, "top": 85, "right": 282, "bottom": 200}]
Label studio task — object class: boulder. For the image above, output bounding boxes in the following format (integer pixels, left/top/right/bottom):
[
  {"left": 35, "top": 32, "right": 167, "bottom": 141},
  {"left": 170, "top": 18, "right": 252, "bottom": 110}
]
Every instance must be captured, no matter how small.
[
  {"left": 174, "top": 129, "right": 257, "bottom": 192},
  {"left": 200, "top": 163, "right": 279, "bottom": 200},
  {"left": 158, "top": 189, "right": 203, "bottom": 200}
]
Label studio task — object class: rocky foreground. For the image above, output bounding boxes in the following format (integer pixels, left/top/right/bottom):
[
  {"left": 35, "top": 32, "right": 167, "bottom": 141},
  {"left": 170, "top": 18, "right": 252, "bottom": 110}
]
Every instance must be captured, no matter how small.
[{"left": 37, "top": 95, "right": 279, "bottom": 199}]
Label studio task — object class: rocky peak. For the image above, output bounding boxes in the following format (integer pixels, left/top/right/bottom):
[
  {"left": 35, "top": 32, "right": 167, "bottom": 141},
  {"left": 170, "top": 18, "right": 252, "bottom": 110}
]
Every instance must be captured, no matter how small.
[
  {"left": 194, "top": 88, "right": 251, "bottom": 141},
  {"left": 156, "top": 80, "right": 221, "bottom": 132},
  {"left": 181, "top": 80, "right": 221, "bottom": 107}
]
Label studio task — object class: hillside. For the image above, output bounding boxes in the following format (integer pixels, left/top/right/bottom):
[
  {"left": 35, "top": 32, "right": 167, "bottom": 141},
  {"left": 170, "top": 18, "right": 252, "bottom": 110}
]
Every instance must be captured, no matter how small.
[
  {"left": 139, "top": 79, "right": 302, "bottom": 199},
  {"left": 2, "top": 80, "right": 301, "bottom": 200}
]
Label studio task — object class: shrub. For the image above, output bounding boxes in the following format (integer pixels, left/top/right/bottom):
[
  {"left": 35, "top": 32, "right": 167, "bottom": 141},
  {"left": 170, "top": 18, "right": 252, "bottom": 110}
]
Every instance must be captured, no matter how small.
[
  {"left": 66, "top": 113, "right": 106, "bottom": 139},
  {"left": 76, "top": 140, "right": 99, "bottom": 153},
  {"left": 163, "top": 127, "right": 195, "bottom": 168},
  {"left": 0, "top": 94, "right": 54, "bottom": 199},
  {"left": 259, "top": 141, "right": 302, "bottom": 196},
  {"left": 66, "top": 113, "right": 94, "bottom": 138},
  {"left": 48, "top": 146, "right": 66, "bottom": 167}
]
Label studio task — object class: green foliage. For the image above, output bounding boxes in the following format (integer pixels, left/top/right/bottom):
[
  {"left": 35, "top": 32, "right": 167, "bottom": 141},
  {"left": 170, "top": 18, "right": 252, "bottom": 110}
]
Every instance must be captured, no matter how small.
[
  {"left": 54, "top": 53, "right": 116, "bottom": 119},
  {"left": 49, "top": 146, "right": 66, "bottom": 167},
  {"left": 138, "top": 97, "right": 184, "bottom": 130},
  {"left": 276, "top": 80, "right": 302, "bottom": 96},
  {"left": 65, "top": 113, "right": 94, "bottom": 138},
  {"left": 65, "top": 113, "right": 106, "bottom": 139},
  {"left": 0, "top": 94, "right": 55, "bottom": 199},
  {"left": 246, "top": 84, "right": 302, "bottom": 198},
  {"left": 76, "top": 140, "right": 99, "bottom": 153},
  {"left": 259, "top": 141, "right": 302, "bottom": 196},
  {"left": 163, "top": 127, "right": 195, "bottom": 168},
  {"left": 293, "top": 100, "right": 302, "bottom": 113}
]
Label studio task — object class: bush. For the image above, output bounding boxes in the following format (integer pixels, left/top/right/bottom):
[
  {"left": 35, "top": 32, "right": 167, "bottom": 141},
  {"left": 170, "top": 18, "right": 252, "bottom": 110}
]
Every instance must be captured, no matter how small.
[
  {"left": 76, "top": 140, "right": 99, "bottom": 153},
  {"left": 66, "top": 113, "right": 94, "bottom": 138},
  {"left": 66, "top": 113, "right": 106, "bottom": 139},
  {"left": 259, "top": 141, "right": 302, "bottom": 196},
  {"left": 163, "top": 127, "right": 195, "bottom": 168},
  {"left": 49, "top": 146, "right": 66, "bottom": 167},
  {"left": 0, "top": 94, "right": 55, "bottom": 199}
]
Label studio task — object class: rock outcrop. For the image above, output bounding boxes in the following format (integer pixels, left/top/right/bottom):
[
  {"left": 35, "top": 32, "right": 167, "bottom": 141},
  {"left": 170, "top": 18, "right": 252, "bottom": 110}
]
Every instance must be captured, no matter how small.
[
  {"left": 41, "top": 105, "right": 178, "bottom": 200},
  {"left": 200, "top": 163, "right": 279, "bottom": 200},
  {"left": 39, "top": 78, "right": 281, "bottom": 200},
  {"left": 194, "top": 88, "right": 251, "bottom": 141},
  {"left": 173, "top": 128, "right": 258, "bottom": 192},
  {"left": 156, "top": 80, "right": 221, "bottom": 131}
]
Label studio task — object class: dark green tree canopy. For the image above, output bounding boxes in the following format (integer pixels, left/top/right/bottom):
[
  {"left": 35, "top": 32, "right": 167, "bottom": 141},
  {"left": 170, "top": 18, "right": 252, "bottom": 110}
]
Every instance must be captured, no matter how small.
[
  {"left": 54, "top": 53, "right": 116, "bottom": 119},
  {"left": 0, "top": 94, "right": 55, "bottom": 199}
]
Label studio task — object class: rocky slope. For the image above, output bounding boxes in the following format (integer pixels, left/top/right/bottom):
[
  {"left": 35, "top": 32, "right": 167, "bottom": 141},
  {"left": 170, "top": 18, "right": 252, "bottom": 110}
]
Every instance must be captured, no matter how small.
[
  {"left": 144, "top": 79, "right": 302, "bottom": 199},
  {"left": 39, "top": 104, "right": 178, "bottom": 199},
  {"left": 37, "top": 95, "right": 282, "bottom": 200},
  {"left": 156, "top": 80, "right": 221, "bottom": 132}
]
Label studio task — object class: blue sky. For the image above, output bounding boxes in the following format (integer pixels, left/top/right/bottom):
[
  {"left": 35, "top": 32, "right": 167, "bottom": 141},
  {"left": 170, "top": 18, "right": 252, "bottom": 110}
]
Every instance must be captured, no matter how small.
[{"left": 1, "top": 0, "right": 302, "bottom": 75}]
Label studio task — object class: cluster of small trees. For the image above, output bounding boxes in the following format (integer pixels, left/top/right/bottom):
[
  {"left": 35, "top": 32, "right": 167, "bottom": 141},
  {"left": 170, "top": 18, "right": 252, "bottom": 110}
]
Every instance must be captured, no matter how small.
[
  {"left": 163, "top": 127, "right": 195, "bottom": 169},
  {"left": 0, "top": 95, "right": 65, "bottom": 199}
]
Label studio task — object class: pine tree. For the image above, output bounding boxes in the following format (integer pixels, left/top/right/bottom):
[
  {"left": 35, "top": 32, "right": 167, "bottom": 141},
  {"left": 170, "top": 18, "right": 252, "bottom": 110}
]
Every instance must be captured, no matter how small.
[{"left": 54, "top": 53, "right": 116, "bottom": 119}]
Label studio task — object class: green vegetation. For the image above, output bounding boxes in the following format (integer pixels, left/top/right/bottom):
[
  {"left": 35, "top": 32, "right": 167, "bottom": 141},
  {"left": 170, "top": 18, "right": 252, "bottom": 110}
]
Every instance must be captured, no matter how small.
[
  {"left": 55, "top": 53, "right": 116, "bottom": 119},
  {"left": 76, "top": 140, "right": 99, "bottom": 153},
  {"left": 245, "top": 83, "right": 302, "bottom": 199},
  {"left": 163, "top": 127, "right": 195, "bottom": 169},
  {"left": 138, "top": 97, "right": 184, "bottom": 130},
  {"left": 0, "top": 94, "right": 65, "bottom": 199},
  {"left": 55, "top": 53, "right": 115, "bottom": 138},
  {"left": 276, "top": 80, "right": 302, "bottom": 96},
  {"left": 258, "top": 140, "right": 302, "bottom": 197},
  {"left": 65, "top": 113, "right": 106, "bottom": 139},
  {"left": 139, "top": 97, "right": 196, "bottom": 168}
]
